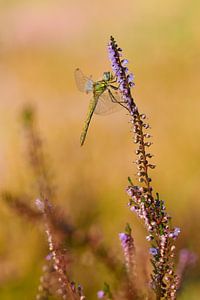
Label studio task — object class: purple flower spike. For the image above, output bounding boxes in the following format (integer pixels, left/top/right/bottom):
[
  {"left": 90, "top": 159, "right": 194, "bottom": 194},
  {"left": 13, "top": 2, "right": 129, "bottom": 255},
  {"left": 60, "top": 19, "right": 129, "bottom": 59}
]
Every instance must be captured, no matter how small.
[
  {"left": 97, "top": 290, "right": 105, "bottom": 299},
  {"left": 108, "top": 36, "right": 136, "bottom": 113}
]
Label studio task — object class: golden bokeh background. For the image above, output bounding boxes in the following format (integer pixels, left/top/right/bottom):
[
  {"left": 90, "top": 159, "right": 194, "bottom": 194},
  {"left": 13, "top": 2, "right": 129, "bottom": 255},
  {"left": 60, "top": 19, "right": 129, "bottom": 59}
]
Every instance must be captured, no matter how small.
[{"left": 0, "top": 0, "right": 200, "bottom": 299}]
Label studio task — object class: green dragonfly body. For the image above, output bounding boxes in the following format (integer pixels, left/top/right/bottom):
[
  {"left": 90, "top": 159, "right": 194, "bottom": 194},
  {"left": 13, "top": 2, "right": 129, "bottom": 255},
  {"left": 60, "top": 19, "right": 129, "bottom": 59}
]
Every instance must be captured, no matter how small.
[
  {"left": 80, "top": 82, "right": 106, "bottom": 146},
  {"left": 75, "top": 69, "right": 122, "bottom": 146}
]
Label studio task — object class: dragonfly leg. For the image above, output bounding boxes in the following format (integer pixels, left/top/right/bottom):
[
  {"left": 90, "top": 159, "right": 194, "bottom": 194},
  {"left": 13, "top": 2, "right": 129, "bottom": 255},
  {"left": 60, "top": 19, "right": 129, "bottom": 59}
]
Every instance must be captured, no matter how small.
[
  {"left": 109, "top": 77, "right": 117, "bottom": 84},
  {"left": 107, "top": 89, "right": 118, "bottom": 103},
  {"left": 109, "top": 85, "right": 129, "bottom": 104},
  {"left": 108, "top": 89, "right": 125, "bottom": 104},
  {"left": 109, "top": 84, "right": 119, "bottom": 90},
  {"left": 108, "top": 89, "right": 129, "bottom": 111}
]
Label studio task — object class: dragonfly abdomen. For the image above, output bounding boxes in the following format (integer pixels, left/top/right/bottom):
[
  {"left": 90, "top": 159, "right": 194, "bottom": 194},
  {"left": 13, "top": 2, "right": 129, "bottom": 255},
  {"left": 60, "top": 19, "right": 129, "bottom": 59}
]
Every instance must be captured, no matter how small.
[{"left": 80, "top": 95, "right": 99, "bottom": 146}]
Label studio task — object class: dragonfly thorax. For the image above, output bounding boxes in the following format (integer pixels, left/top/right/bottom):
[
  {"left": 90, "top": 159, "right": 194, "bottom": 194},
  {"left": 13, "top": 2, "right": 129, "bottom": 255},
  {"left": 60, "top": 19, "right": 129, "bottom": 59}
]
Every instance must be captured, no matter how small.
[{"left": 94, "top": 81, "right": 107, "bottom": 94}]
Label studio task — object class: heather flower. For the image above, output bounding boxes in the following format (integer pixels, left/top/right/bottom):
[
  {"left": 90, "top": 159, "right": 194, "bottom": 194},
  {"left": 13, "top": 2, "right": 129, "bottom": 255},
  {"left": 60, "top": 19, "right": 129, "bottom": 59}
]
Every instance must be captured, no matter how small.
[
  {"left": 169, "top": 227, "right": 181, "bottom": 239},
  {"left": 149, "top": 247, "right": 158, "bottom": 256},
  {"left": 35, "top": 198, "right": 45, "bottom": 212},
  {"left": 178, "top": 249, "right": 197, "bottom": 267},
  {"left": 146, "top": 235, "right": 153, "bottom": 241},
  {"left": 45, "top": 253, "right": 52, "bottom": 261},
  {"left": 97, "top": 290, "right": 105, "bottom": 299},
  {"left": 97, "top": 283, "right": 112, "bottom": 299},
  {"left": 121, "top": 59, "right": 128, "bottom": 66},
  {"left": 119, "top": 232, "right": 129, "bottom": 247}
]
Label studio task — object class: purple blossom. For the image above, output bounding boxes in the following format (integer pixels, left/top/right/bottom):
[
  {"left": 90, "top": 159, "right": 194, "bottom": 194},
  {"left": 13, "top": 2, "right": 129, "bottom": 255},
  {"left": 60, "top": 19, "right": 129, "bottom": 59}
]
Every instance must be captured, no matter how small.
[
  {"left": 128, "top": 73, "right": 134, "bottom": 82},
  {"left": 149, "top": 247, "right": 158, "bottom": 256},
  {"left": 121, "top": 59, "right": 129, "bottom": 66},
  {"left": 119, "top": 232, "right": 129, "bottom": 248},
  {"left": 129, "top": 82, "right": 135, "bottom": 87},
  {"left": 179, "top": 249, "right": 198, "bottom": 266},
  {"left": 71, "top": 282, "right": 76, "bottom": 292},
  {"left": 146, "top": 235, "right": 153, "bottom": 241},
  {"left": 35, "top": 198, "right": 45, "bottom": 212},
  {"left": 174, "top": 227, "right": 181, "bottom": 236},
  {"left": 45, "top": 253, "right": 52, "bottom": 261},
  {"left": 169, "top": 227, "right": 181, "bottom": 239},
  {"left": 97, "top": 290, "right": 105, "bottom": 299},
  {"left": 130, "top": 206, "right": 137, "bottom": 212}
]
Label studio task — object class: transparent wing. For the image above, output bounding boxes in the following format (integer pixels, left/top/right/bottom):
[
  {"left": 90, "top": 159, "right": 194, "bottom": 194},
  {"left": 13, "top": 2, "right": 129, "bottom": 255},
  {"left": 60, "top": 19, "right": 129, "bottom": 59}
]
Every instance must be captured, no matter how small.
[
  {"left": 94, "top": 89, "right": 123, "bottom": 115},
  {"left": 74, "top": 68, "right": 93, "bottom": 93}
]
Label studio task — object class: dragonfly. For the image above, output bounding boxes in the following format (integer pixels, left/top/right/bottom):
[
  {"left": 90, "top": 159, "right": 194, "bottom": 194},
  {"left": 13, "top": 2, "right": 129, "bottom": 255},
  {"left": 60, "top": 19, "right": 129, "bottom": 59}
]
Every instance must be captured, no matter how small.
[{"left": 75, "top": 68, "right": 126, "bottom": 146}]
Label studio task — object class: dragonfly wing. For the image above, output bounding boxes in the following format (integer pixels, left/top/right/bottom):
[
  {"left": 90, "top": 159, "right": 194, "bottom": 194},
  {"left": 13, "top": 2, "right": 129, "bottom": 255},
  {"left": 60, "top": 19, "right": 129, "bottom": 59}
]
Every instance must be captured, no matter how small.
[
  {"left": 75, "top": 68, "right": 93, "bottom": 93},
  {"left": 94, "top": 90, "right": 123, "bottom": 115}
]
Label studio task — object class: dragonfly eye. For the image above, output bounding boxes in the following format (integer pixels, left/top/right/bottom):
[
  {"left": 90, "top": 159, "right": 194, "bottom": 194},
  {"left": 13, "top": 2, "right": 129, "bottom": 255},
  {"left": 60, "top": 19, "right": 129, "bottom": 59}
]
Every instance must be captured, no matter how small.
[{"left": 103, "top": 72, "right": 111, "bottom": 81}]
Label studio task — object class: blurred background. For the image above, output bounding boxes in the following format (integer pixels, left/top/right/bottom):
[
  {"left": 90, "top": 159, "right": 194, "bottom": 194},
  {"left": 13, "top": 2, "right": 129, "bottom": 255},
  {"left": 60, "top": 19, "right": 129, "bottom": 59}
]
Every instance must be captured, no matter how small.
[{"left": 0, "top": 0, "right": 200, "bottom": 299}]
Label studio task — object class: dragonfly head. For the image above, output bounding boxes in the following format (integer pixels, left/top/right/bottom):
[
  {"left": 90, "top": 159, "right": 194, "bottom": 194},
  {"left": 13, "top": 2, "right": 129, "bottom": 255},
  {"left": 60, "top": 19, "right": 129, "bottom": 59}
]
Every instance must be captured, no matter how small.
[{"left": 103, "top": 71, "right": 113, "bottom": 82}]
